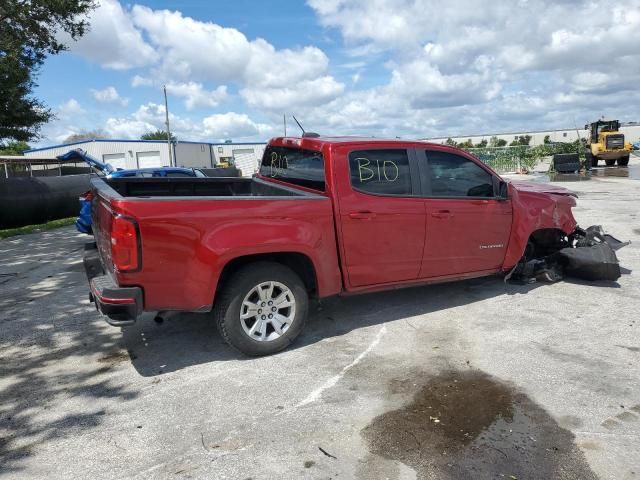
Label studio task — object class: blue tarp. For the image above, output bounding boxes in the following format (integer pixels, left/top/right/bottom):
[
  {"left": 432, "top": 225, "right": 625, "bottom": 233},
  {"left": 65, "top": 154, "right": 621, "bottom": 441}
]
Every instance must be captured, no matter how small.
[{"left": 57, "top": 149, "right": 114, "bottom": 174}]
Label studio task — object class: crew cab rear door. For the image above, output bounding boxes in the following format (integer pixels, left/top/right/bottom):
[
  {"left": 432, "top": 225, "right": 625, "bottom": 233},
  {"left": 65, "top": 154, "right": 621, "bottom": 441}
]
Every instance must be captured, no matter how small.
[
  {"left": 335, "top": 147, "right": 426, "bottom": 287},
  {"left": 418, "top": 148, "right": 512, "bottom": 277}
]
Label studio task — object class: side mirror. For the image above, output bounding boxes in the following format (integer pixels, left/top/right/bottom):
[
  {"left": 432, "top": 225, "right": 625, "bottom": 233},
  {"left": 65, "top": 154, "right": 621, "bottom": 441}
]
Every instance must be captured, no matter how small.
[{"left": 497, "top": 180, "right": 509, "bottom": 199}]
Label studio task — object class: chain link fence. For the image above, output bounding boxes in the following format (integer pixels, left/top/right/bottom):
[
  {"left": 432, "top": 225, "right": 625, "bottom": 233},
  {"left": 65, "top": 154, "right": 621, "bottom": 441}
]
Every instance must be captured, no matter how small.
[{"left": 464, "top": 142, "right": 584, "bottom": 173}]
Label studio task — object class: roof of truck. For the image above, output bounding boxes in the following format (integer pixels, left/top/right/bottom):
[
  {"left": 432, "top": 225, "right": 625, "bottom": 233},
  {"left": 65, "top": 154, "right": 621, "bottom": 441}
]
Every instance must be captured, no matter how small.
[{"left": 270, "top": 136, "right": 440, "bottom": 149}]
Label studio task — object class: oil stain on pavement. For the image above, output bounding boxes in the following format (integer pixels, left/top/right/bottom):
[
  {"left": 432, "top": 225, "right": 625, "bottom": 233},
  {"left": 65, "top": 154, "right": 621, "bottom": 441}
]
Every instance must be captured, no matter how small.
[{"left": 361, "top": 370, "right": 597, "bottom": 480}]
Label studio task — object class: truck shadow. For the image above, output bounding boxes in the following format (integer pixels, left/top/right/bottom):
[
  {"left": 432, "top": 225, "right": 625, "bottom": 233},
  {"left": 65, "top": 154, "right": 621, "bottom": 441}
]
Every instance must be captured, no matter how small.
[{"left": 123, "top": 275, "right": 578, "bottom": 377}]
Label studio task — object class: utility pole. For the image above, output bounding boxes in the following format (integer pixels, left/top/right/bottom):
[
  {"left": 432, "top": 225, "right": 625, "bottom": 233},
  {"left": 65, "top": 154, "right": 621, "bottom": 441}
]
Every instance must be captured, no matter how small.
[
  {"left": 163, "top": 85, "right": 174, "bottom": 167},
  {"left": 283, "top": 113, "right": 287, "bottom": 136}
]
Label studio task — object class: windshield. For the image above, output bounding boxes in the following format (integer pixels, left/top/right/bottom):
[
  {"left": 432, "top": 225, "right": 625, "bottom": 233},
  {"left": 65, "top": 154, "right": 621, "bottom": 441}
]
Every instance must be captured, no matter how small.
[{"left": 259, "top": 145, "right": 325, "bottom": 191}]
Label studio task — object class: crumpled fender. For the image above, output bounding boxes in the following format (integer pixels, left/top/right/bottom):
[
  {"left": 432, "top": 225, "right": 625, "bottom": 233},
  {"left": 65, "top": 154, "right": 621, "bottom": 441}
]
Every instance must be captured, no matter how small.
[{"left": 502, "top": 181, "right": 578, "bottom": 270}]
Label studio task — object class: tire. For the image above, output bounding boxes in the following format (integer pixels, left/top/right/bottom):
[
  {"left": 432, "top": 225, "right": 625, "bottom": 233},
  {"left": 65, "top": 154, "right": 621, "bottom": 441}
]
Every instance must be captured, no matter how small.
[
  {"left": 605, "top": 159, "right": 616, "bottom": 166},
  {"left": 214, "top": 262, "right": 308, "bottom": 356},
  {"left": 617, "top": 155, "right": 630, "bottom": 166}
]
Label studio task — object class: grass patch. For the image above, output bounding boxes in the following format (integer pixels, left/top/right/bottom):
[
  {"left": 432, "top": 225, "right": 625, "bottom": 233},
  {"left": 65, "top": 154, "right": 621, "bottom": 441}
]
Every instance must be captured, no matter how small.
[{"left": 0, "top": 217, "right": 76, "bottom": 239}]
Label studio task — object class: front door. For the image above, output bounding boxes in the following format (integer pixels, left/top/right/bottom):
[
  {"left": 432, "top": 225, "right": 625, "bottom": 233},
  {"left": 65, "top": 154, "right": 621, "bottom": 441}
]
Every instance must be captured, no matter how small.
[
  {"left": 419, "top": 148, "right": 512, "bottom": 277},
  {"left": 337, "top": 148, "right": 426, "bottom": 287}
]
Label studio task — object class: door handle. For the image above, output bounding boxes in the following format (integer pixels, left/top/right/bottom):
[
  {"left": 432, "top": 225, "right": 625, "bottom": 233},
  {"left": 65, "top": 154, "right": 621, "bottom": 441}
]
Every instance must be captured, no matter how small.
[
  {"left": 349, "top": 211, "right": 376, "bottom": 220},
  {"left": 431, "top": 210, "right": 452, "bottom": 219},
  {"left": 471, "top": 199, "right": 489, "bottom": 205}
]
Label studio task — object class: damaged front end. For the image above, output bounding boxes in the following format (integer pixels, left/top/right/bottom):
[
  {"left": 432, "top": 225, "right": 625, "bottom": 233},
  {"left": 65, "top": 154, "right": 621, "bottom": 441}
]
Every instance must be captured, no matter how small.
[{"left": 506, "top": 226, "right": 630, "bottom": 284}]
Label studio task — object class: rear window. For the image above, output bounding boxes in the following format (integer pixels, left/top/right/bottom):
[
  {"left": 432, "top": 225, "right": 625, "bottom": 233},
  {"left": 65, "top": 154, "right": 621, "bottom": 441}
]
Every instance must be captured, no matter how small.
[{"left": 260, "top": 146, "right": 325, "bottom": 191}]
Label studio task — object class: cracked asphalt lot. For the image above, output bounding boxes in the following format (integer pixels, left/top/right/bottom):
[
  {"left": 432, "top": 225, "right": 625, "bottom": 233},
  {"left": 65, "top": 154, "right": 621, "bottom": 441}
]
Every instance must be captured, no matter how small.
[{"left": 1, "top": 165, "right": 639, "bottom": 479}]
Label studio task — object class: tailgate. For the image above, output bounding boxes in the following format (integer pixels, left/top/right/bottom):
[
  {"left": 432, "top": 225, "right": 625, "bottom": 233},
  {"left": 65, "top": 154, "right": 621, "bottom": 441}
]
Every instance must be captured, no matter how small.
[{"left": 90, "top": 177, "right": 119, "bottom": 275}]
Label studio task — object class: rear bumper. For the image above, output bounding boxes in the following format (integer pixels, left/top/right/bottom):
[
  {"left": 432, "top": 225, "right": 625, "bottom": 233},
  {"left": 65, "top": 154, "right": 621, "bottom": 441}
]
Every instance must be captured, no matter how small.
[{"left": 84, "top": 242, "right": 142, "bottom": 326}]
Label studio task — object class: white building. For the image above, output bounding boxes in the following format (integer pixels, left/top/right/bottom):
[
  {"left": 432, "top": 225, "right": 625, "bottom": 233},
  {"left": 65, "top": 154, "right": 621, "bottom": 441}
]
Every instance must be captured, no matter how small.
[
  {"left": 23, "top": 139, "right": 267, "bottom": 177},
  {"left": 425, "top": 122, "right": 640, "bottom": 146}
]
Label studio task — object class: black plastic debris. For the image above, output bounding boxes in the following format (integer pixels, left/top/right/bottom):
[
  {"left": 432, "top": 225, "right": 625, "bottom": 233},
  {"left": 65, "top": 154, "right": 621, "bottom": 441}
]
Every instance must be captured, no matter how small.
[
  {"left": 551, "top": 243, "right": 621, "bottom": 281},
  {"left": 507, "top": 225, "right": 629, "bottom": 284}
]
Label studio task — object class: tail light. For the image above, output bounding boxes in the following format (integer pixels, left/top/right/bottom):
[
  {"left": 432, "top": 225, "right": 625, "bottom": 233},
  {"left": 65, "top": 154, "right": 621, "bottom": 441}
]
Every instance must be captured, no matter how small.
[{"left": 111, "top": 215, "right": 140, "bottom": 272}]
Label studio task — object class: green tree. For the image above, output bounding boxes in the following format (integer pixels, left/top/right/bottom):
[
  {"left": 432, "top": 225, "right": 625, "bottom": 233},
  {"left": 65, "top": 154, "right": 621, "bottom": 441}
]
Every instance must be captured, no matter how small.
[
  {"left": 543, "top": 135, "right": 551, "bottom": 144},
  {"left": 65, "top": 130, "right": 108, "bottom": 143},
  {"left": 141, "top": 130, "right": 177, "bottom": 141},
  {"left": 495, "top": 138, "right": 507, "bottom": 147},
  {"left": 445, "top": 137, "right": 457, "bottom": 146},
  {"left": 458, "top": 139, "right": 474, "bottom": 149},
  {"left": 0, "top": 140, "right": 30, "bottom": 155},
  {"left": 509, "top": 135, "right": 532, "bottom": 146},
  {"left": 475, "top": 139, "right": 488, "bottom": 148},
  {"left": 0, "top": 0, "right": 96, "bottom": 144}
]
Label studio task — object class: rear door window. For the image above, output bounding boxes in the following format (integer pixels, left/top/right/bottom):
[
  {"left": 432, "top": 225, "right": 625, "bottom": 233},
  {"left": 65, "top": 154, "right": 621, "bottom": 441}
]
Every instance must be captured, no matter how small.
[
  {"left": 260, "top": 146, "right": 324, "bottom": 191},
  {"left": 349, "top": 149, "right": 412, "bottom": 196},
  {"left": 426, "top": 150, "right": 495, "bottom": 197}
]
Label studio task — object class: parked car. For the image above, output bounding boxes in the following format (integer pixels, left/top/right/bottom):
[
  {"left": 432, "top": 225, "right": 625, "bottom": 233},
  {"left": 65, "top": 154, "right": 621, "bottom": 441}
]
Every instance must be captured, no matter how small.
[
  {"left": 83, "top": 136, "right": 590, "bottom": 356},
  {"left": 632, "top": 141, "right": 640, "bottom": 151},
  {"left": 60, "top": 149, "right": 206, "bottom": 234}
]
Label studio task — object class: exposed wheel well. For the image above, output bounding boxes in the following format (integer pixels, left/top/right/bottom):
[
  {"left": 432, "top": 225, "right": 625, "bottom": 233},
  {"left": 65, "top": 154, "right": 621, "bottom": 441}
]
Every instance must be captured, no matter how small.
[
  {"left": 215, "top": 252, "right": 317, "bottom": 301},
  {"left": 525, "top": 228, "right": 568, "bottom": 259}
]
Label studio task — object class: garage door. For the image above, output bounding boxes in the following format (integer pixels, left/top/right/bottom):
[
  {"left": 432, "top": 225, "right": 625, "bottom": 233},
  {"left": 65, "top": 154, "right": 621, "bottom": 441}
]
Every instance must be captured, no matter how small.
[
  {"left": 232, "top": 149, "right": 257, "bottom": 177},
  {"left": 102, "top": 153, "right": 126, "bottom": 170},
  {"left": 136, "top": 151, "right": 161, "bottom": 169}
]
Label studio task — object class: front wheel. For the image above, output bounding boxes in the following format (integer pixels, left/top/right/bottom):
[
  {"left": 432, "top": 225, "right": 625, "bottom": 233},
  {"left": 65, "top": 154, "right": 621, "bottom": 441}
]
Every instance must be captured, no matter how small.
[
  {"left": 214, "top": 262, "right": 308, "bottom": 356},
  {"left": 617, "top": 155, "right": 630, "bottom": 166},
  {"left": 605, "top": 159, "right": 616, "bottom": 166}
]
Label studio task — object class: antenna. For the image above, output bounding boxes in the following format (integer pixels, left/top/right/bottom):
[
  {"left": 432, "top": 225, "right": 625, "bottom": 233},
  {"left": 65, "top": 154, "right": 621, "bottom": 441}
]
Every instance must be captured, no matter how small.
[
  {"left": 283, "top": 113, "right": 287, "bottom": 136},
  {"left": 292, "top": 115, "right": 305, "bottom": 135}
]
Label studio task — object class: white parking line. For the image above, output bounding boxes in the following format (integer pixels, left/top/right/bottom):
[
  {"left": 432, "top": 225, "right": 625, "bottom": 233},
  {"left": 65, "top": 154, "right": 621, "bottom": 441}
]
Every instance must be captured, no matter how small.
[{"left": 293, "top": 324, "right": 388, "bottom": 410}]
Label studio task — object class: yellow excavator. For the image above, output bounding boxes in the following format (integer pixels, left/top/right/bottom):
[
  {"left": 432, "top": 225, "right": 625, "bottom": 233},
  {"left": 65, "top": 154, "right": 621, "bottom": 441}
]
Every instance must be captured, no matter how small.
[{"left": 585, "top": 120, "right": 632, "bottom": 167}]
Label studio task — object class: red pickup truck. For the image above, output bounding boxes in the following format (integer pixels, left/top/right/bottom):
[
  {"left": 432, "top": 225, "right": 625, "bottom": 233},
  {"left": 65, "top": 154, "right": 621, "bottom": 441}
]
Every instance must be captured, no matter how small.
[{"left": 84, "top": 136, "right": 580, "bottom": 355}]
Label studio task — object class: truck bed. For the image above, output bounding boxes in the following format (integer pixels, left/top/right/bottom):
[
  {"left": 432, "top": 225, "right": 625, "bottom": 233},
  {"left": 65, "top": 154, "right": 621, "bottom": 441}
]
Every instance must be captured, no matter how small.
[
  {"left": 104, "top": 176, "right": 318, "bottom": 198},
  {"left": 90, "top": 174, "right": 341, "bottom": 312}
]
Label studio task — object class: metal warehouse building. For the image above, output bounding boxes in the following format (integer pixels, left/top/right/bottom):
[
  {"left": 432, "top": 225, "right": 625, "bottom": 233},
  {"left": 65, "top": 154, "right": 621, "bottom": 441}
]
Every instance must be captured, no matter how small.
[
  {"left": 426, "top": 122, "right": 640, "bottom": 146},
  {"left": 24, "top": 140, "right": 267, "bottom": 177}
]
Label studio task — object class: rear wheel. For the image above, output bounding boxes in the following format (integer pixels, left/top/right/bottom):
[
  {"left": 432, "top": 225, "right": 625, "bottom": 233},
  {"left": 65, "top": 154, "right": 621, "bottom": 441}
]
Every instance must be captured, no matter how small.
[
  {"left": 605, "top": 159, "right": 616, "bottom": 166},
  {"left": 617, "top": 155, "right": 630, "bottom": 166},
  {"left": 214, "top": 262, "right": 308, "bottom": 356}
]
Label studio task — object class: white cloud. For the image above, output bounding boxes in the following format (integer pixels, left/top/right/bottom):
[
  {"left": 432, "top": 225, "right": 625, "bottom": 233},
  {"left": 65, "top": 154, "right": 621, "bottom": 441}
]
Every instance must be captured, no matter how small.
[
  {"left": 90, "top": 86, "right": 129, "bottom": 106},
  {"left": 388, "top": 58, "right": 501, "bottom": 108},
  {"left": 202, "top": 112, "right": 274, "bottom": 140},
  {"left": 46, "top": 0, "right": 640, "bottom": 143},
  {"left": 101, "top": 103, "right": 275, "bottom": 142},
  {"left": 131, "top": 75, "right": 153, "bottom": 87},
  {"left": 241, "top": 76, "right": 344, "bottom": 111},
  {"left": 165, "top": 82, "right": 228, "bottom": 110},
  {"left": 104, "top": 103, "right": 173, "bottom": 139},
  {"left": 35, "top": 99, "right": 88, "bottom": 145},
  {"left": 304, "top": 0, "right": 640, "bottom": 136},
  {"left": 130, "top": 5, "right": 344, "bottom": 111},
  {"left": 64, "top": 0, "right": 156, "bottom": 69},
  {"left": 58, "top": 99, "right": 85, "bottom": 118}
]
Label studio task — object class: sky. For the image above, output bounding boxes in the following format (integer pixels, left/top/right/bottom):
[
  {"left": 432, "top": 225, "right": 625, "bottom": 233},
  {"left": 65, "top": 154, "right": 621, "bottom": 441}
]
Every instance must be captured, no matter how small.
[{"left": 34, "top": 0, "right": 640, "bottom": 146}]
